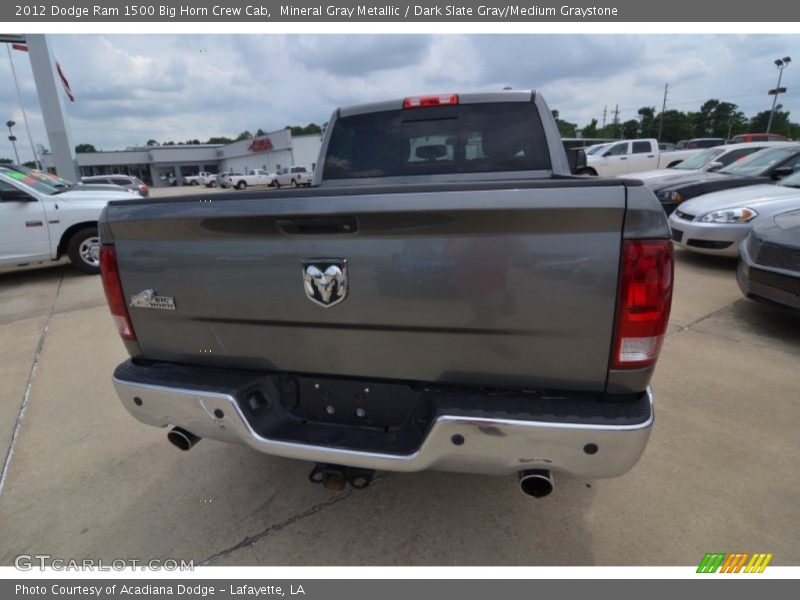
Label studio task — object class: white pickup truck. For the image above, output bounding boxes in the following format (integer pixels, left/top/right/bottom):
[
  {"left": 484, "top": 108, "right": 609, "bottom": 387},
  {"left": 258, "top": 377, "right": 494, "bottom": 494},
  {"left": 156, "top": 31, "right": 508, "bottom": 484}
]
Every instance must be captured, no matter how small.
[
  {"left": 0, "top": 165, "right": 137, "bottom": 274},
  {"left": 582, "top": 139, "right": 696, "bottom": 176},
  {"left": 274, "top": 166, "right": 313, "bottom": 188},
  {"left": 225, "top": 169, "right": 276, "bottom": 190},
  {"left": 182, "top": 171, "right": 217, "bottom": 187}
]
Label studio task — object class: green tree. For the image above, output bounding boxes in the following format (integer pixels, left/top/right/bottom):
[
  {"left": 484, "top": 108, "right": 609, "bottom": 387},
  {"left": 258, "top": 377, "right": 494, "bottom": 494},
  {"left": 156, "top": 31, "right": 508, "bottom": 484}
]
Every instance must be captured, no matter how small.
[
  {"left": 0, "top": 157, "right": 13, "bottom": 164},
  {"left": 146, "top": 139, "right": 158, "bottom": 146},
  {"left": 255, "top": 128, "right": 267, "bottom": 137},
  {"left": 206, "top": 136, "right": 233, "bottom": 144},
  {"left": 75, "top": 143, "right": 97, "bottom": 153},
  {"left": 621, "top": 119, "right": 640, "bottom": 139},
  {"left": 235, "top": 130, "right": 253, "bottom": 141},
  {"left": 749, "top": 105, "right": 792, "bottom": 136},
  {"left": 637, "top": 107, "right": 658, "bottom": 138},
  {"left": 550, "top": 110, "right": 577, "bottom": 138},
  {"left": 23, "top": 161, "right": 37, "bottom": 168},
  {"left": 285, "top": 123, "right": 325, "bottom": 136},
  {"left": 581, "top": 118, "right": 599, "bottom": 138}
]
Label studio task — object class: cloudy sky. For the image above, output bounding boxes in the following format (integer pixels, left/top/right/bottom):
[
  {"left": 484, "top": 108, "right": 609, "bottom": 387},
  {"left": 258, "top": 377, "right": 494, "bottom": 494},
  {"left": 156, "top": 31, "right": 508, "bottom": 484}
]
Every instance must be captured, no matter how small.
[{"left": 1, "top": 34, "right": 797, "bottom": 160}]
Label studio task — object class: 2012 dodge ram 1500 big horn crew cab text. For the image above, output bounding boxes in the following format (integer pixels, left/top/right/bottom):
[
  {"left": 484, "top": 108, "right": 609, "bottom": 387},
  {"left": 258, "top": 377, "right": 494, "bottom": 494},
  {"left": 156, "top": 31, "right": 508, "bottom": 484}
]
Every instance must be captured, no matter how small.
[{"left": 100, "top": 90, "right": 673, "bottom": 497}]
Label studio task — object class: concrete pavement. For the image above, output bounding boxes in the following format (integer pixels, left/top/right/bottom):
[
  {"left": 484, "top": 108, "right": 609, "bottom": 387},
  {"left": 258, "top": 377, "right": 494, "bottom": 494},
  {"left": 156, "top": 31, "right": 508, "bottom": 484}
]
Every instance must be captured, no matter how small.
[{"left": 0, "top": 248, "right": 798, "bottom": 566}]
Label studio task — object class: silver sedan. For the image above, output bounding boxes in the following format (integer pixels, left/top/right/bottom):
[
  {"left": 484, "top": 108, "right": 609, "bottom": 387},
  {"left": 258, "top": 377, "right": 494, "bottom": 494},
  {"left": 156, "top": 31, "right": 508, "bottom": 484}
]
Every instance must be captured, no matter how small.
[{"left": 669, "top": 171, "right": 800, "bottom": 257}]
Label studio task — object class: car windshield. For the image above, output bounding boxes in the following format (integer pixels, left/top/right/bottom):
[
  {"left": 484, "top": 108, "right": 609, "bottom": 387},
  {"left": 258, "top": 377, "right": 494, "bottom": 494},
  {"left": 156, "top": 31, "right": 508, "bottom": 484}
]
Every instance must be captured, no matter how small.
[
  {"left": 778, "top": 171, "right": 800, "bottom": 188},
  {"left": 0, "top": 167, "right": 64, "bottom": 195},
  {"left": 720, "top": 146, "right": 799, "bottom": 176},
  {"left": 585, "top": 144, "right": 610, "bottom": 156},
  {"left": 673, "top": 148, "right": 725, "bottom": 170}
]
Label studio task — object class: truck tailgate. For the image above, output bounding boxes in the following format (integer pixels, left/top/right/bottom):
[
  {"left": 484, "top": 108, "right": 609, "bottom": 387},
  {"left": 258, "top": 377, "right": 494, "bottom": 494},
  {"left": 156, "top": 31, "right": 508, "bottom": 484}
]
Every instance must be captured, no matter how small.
[{"left": 104, "top": 183, "right": 626, "bottom": 392}]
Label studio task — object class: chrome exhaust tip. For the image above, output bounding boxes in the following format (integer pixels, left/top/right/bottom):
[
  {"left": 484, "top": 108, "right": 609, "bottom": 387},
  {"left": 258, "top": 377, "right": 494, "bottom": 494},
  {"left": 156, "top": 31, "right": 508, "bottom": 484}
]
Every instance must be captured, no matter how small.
[
  {"left": 167, "top": 427, "right": 201, "bottom": 451},
  {"left": 519, "top": 469, "right": 554, "bottom": 498}
]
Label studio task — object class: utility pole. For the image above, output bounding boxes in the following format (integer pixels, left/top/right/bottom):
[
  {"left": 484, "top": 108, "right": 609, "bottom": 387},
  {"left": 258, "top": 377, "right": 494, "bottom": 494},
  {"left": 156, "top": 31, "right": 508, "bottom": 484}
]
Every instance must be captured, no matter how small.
[
  {"left": 601, "top": 105, "right": 607, "bottom": 132},
  {"left": 657, "top": 83, "right": 668, "bottom": 142},
  {"left": 612, "top": 104, "right": 620, "bottom": 138}
]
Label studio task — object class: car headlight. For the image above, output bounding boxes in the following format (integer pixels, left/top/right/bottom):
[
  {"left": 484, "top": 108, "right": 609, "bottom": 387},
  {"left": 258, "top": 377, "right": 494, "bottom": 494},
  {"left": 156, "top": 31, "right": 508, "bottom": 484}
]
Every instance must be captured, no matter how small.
[
  {"left": 657, "top": 190, "right": 683, "bottom": 203},
  {"left": 699, "top": 208, "right": 758, "bottom": 224}
]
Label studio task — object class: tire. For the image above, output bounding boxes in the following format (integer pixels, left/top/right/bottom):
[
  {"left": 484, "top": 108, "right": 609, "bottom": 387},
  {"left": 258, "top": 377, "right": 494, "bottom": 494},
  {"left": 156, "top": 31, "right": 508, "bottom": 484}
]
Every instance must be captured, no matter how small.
[
  {"left": 236, "top": 181, "right": 247, "bottom": 190},
  {"left": 578, "top": 168, "right": 597, "bottom": 176},
  {"left": 190, "top": 180, "right": 199, "bottom": 186},
  {"left": 66, "top": 227, "right": 101, "bottom": 275},
  {"left": 274, "top": 180, "right": 281, "bottom": 189},
  {"left": 291, "top": 179, "right": 298, "bottom": 188},
  {"left": 208, "top": 181, "right": 217, "bottom": 188}
]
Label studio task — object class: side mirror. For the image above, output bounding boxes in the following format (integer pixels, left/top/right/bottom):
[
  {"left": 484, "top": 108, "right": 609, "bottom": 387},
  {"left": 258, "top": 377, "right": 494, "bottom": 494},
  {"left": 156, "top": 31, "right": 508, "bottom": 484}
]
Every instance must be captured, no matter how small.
[
  {"left": 0, "top": 188, "right": 36, "bottom": 202},
  {"left": 772, "top": 165, "right": 794, "bottom": 179},
  {"left": 706, "top": 161, "right": 724, "bottom": 172},
  {"left": 567, "top": 149, "right": 587, "bottom": 174}
]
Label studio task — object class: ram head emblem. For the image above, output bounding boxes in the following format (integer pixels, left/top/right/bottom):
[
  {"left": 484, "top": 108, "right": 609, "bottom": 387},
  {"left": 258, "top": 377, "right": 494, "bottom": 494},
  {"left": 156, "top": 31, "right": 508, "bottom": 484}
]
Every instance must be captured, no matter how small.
[{"left": 302, "top": 260, "right": 348, "bottom": 308}]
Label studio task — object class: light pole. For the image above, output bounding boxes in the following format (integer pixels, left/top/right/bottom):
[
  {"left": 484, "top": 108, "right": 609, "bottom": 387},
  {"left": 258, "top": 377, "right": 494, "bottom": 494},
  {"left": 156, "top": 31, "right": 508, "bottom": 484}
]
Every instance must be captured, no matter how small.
[
  {"left": 766, "top": 56, "right": 791, "bottom": 134},
  {"left": 6, "top": 120, "right": 20, "bottom": 164}
]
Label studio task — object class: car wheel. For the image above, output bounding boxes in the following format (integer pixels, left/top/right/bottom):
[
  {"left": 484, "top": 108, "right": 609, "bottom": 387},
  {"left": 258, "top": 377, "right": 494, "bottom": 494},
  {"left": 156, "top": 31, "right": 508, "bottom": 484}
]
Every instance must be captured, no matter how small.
[
  {"left": 190, "top": 180, "right": 199, "bottom": 186},
  {"left": 291, "top": 179, "right": 298, "bottom": 188},
  {"left": 237, "top": 181, "right": 247, "bottom": 190},
  {"left": 67, "top": 227, "right": 101, "bottom": 275},
  {"left": 578, "top": 168, "right": 597, "bottom": 176},
  {"left": 208, "top": 181, "right": 217, "bottom": 188},
  {"left": 274, "top": 180, "right": 281, "bottom": 189}
]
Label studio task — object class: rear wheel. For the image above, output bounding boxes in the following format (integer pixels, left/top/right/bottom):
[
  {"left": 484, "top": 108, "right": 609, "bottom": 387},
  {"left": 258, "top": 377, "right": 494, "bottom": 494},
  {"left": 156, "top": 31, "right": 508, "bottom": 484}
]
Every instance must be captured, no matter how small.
[
  {"left": 66, "top": 227, "right": 101, "bottom": 275},
  {"left": 236, "top": 181, "right": 247, "bottom": 190},
  {"left": 190, "top": 180, "right": 199, "bottom": 186},
  {"left": 578, "top": 168, "right": 597, "bottom": 176},
  {"left": 291, "top": 179, "right": 298, "bottom": 188},
  {"left": 208, "top": 181, "right": 217, "bottom": 188},
  {"left": 274, "top": 179, "right": 281, "bottom": 189}
]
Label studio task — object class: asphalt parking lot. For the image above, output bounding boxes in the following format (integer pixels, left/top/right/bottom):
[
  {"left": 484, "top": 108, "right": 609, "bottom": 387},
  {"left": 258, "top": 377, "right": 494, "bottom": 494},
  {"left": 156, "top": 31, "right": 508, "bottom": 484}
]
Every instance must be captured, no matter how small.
[{"left": 1, "top": 240, "right": 799, "bottom": 566}]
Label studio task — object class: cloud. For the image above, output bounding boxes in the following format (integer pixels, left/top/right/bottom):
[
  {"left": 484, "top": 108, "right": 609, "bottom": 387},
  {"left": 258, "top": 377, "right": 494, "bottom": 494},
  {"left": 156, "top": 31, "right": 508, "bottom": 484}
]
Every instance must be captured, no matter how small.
[{"left": 0, "top": 34, "right": 797, "bottom": 160}]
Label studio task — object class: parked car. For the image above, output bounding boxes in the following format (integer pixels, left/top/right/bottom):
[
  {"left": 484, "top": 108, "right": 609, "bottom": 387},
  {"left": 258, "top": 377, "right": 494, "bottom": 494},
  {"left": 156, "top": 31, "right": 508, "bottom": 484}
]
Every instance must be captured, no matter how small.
[
  {"left": 653, "top": 144, "right": 800, "bottom": 214},
  {"left": 82, "top": 174, "right": 149, "bottom": 196},
  {"left": 669, "top": 171, "right": 800, "bottom": 256},
  {"left": 218, "top": 171, "right": 244, "bottom": 189},
  {"left": 675, "top": 138, "right": 726, "bottom": 150},
  {"left": 730, "top": 133, "right": 789, "bottom": 144},
  {"left": 274, "top": 165, "right": 313, "bottom": 188},
  {"left": 0, "top": 165, "right": 138, "bottom": 274},
  {"left": 627, "top": 142, "right": 789, "bottom": 186},
  {"left": 6, "top": 165, "right": 138, "bottom": 196},
  {"left": 659, "top": 143, "right": 677, "bottom": 152},
  {"left": 582, "top": 139, "right": 696, "bottom": 176},
  {"left": 738, "top": 206, "right": 800, "bottom": 310},
  {"left": 100, "top": 90, "right": 673, "bottom": 497},
  {"left": 183, "top": 171, "right": 216, "bottom": 187},
  {"left": 225, "top": 169, "right": 276, "bottom": 190}
]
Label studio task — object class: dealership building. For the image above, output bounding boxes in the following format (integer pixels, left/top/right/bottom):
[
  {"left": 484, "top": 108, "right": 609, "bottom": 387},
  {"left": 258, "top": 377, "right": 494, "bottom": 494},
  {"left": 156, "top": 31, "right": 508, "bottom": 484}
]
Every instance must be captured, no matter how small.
[{"left": 40, "top": 129, "right": 323, "bottom": 187}]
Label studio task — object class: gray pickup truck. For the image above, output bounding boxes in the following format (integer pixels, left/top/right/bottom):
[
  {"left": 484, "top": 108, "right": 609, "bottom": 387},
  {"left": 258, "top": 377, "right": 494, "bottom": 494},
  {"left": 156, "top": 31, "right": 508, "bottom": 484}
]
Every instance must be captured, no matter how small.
[{"left": 99, "top": 90, "right": 673, "bottom": 497}]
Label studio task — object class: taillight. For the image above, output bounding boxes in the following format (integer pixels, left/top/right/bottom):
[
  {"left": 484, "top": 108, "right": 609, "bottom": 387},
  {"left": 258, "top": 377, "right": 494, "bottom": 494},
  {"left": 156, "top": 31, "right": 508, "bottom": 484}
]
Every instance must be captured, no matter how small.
[
  {"left": 403, "top": 94, "right": 459, "bottom": 109},
  {"left": 610, "top": 239, "right": 673, "bottom": 369},
  {"left": 139, "top": 184, "right": 148, "bottom": 194},
  {"left": 100, "top": 245, "right": 136, "bottom": 341}
]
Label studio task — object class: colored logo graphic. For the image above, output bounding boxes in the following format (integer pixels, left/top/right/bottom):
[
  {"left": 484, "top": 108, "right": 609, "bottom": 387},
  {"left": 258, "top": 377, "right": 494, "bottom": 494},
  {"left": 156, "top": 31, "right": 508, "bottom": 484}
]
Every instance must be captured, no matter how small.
[{"left": 697, "top": 553, "right": 773, "bottom": 573}]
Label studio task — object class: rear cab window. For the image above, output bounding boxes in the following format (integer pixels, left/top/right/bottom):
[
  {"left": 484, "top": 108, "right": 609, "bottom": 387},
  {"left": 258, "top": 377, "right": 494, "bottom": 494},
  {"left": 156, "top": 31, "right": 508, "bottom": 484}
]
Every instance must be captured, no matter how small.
[
  {"left": 632, "top": 141, "right": 652, "bottom": 154},
  {"left": 323, "top": 101, "right": 552, "bottom": 180}
]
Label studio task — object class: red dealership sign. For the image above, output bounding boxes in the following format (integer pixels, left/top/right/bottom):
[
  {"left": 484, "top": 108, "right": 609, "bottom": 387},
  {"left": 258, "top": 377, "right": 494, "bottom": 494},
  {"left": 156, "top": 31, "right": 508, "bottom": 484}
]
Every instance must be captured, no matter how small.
[{"left": 248, "top": 137, "right": 274, "bottom": 153}]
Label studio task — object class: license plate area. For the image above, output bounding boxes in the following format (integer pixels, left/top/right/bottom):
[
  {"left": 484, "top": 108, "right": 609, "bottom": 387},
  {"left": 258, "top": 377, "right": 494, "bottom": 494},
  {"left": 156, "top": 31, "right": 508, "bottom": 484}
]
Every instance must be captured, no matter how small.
[{"left": 289, "top": 376, "right": 425, "bottom": 429}]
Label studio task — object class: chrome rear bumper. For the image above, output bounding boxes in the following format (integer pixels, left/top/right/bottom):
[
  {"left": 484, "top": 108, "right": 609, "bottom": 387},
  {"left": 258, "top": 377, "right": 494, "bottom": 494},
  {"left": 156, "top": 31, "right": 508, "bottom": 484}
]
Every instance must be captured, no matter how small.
[{"left": 112, "top": 363, "right": 653, "bottom": 478}]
